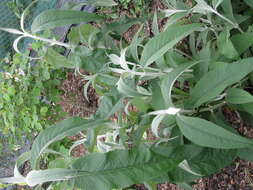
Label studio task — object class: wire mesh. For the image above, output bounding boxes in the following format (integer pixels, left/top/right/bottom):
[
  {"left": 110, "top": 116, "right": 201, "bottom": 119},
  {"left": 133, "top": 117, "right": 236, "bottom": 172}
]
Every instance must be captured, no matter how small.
[
  {"left": 0, "top": 0, "right": 92, "bottom": 183},
  {"left": 0, "top": 0, "right": 57, "bottom": 58},
  {"left": 0, "top": 0, "right": 19, "bottom": 58}
]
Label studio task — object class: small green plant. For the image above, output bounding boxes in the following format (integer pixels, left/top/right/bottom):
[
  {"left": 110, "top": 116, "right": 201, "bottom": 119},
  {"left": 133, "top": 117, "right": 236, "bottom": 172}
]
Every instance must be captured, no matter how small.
[
  {"left": 1, "top": 0, "right": 253, "bottom": 189},
  {"left": 7, "top": 0, "right": 26, "bottom": 18},
  {"left": 0, "top": 45, "right": 66, "bottom": 146}
]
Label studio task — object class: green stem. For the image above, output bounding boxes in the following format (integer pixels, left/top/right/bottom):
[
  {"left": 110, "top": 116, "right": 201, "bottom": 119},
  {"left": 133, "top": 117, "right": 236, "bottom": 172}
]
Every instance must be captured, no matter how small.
[
  {"left": 24, "top": 33, "right": 72, "bottom": 49},
  {"left": 199, "top": 101, "right": 227, "bottom": 113},
  {"left": 213, "top": 11, "right": 243, "bottom": 33}
]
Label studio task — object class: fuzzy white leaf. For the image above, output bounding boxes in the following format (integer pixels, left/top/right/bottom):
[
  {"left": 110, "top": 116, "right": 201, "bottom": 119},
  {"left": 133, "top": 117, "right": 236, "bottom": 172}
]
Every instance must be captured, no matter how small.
[
  {"left": 163, "top": 9, "right": 187, "bottom": 17},
  {"left": 148, "top": 108, "right": 180, "bottom": 115},
  {"left": 0, "top": 27, "right": 23, "bottom": 35},
  {"left": 179, "top": 160, "right": 203, "bottom": 176},
  {"left": 151, "top": 115, "right": 166, "bottom": 138}
]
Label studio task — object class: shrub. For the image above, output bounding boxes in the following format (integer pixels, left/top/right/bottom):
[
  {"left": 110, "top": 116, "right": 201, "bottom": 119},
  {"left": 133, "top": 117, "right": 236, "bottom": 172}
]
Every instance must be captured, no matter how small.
[
  {"left": 0, "top": 49, "right": 66, "bottom": 147},
  {"left": 1, "top": 0, "right": 253, "bottom": 189}
]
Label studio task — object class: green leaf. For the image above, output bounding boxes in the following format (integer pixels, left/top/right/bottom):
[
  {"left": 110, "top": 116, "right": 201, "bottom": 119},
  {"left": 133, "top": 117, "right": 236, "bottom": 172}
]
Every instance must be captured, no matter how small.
[
  {"left": 187, "top": 58, "right": 253, "bottom": 108},
  {"left": 79, "top": 0, "right": 117, "bottom": 7},
  {"left": 190, "top": 148, "right": 237, "bottom": 176},
  {"left": 161, "top": 0, "right": 176, "bottom": 8},
  {"left": 68, "top": 24, "right": 99, "bottom": 45},
  {"left": 193, "top": 0, "right": 214, "bottom": 14},
  {"left": 117, "top": 77, "right": 146, "bottom": 97},
  {"left": 30, "top": 117, "right": 106, "bottom": 169},
  {"left": 209, "top": 111, "right": 238, "bottom": 134},
  {"left": 169, "top": 148, "right": 236, "bottom": 183},
  {"left": 237, "top": 148, "right": 253, "bottom": 162},
  {"left": 217, "top": 31, "right": 238, "bottom": 59},
  {"left": 244, "top": 0, "right": 253, "bottom": 8},
  {"left": 0, "top": 151, "right": 31, "bottom": 185},
  {"left": 130, "top": 24, "right": 144, "bottom": 62},
  {"left": 163, "top": 9, "right": 188, "bottom": 18},
  {"left": 131, "top": 116, "right": 151, "bottom": 146},
  {"left": 48, "top": 158, "right": 67, "bottom": 169},
  {"left": 132, "top": 97, "right": 150, "bottom": 112},
  {"left": 40, "top": 107, "right": 48, "bottom": 116},
  {"left": 77, "top": 49, "right": 108, "bottom": 73},
  {"left": 193, "top": 42, "right": 212, "bottom": 80},
  {"left": 155, "top": 144, "right": 203, "bottom": 183},
  {"left": 226, "top": 88, "right": 253, "bottom": 104},
  {"left": 164, "top": 12, "right": 188, "bottom": 29},
  {"left": 233, "top": 103, "right": 253, "bottom": 116},
  {"left": 176, "top": 115, "right": 253, "bottom": 149},
  {"left": 161, "top": 61, "right": 197, "bottom": 107},
  {"left": 0, "top": 176, "right": 26, "bottom": 185},
  {"left": 152, "top": 11, "right": 159, "bottom": 35},
  {"left": 95, "top": 95, "right": 124, "bottom": 120},
  {"left": 164, "top": 50, "right": 188, "bottom": 68},
  {"left": 92, "top": 0, "right": 117, "bottom": 6},
  {"left": 237, "top": 110, "right": 253, "bottom": 125},
  {"left": 103, "top": 16, "right": 145, "bottom": 35},
  {"left": 84, "top": 129, "right": 97, "bottom": 153},
  {"left": 95, "top": 74, "right": 118, "bottom": 88},
  {"left": 7, "top": 86, "right": 15, "bottom": 96},
  {"left": 152, "top": 144, "right": 202, "bottom": 161},
  {"left": 220, "top": 0, "right": 235, "bottom": 22},
  {"left": 26, "top": 169, "right": 78, "bottom": 187},
  {"left": 140, "top": 24, "right": 202, "bottom": 66},
  {"left": 168, "top": 167, "right": 199, "bottom": 184},
  {"left": 151, "top": 114, "right": 166, "bottom": 138},
  {"left": 44, "top": 48, "right": 74, "bottom": 69},
  {"left": 231, "top": 32, "right": 253, "bottom": 55},
  {"left": 71, "top": 147, "right": 178, "bottom": 190},
  {"left": 26, "top": 147, "right": 177, "bottom": 188},
  {"left": 31, "top": 10, "right": 104, "bottom": 33},
  {"left": 212, "top": 0, "right": 224, "bottom": 9},
  {"left": 151, "top": 80, "right": 166, "bottom": 110}
]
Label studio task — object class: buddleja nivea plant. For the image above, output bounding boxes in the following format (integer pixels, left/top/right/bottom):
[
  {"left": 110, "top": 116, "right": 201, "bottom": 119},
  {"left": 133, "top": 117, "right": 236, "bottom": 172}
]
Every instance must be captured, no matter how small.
[{"left": 1, "top": 0, "right": 253, "bottom": 189}]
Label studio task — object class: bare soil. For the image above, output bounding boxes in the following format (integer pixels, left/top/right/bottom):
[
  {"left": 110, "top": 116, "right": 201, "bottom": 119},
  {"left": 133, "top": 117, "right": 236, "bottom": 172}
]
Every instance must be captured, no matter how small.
[{"left": 59, "top": 72, "right": 98, "bottom": 117}]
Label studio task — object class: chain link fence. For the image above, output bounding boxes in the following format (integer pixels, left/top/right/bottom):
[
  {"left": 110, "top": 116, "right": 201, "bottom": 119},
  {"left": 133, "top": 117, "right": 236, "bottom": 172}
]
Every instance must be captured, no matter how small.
[
  {"left": 0, "top": 1, "right": 92, "bottom": 186},
  {"left": 0, "top": 0, "right": 57, "bottom": 58}
]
